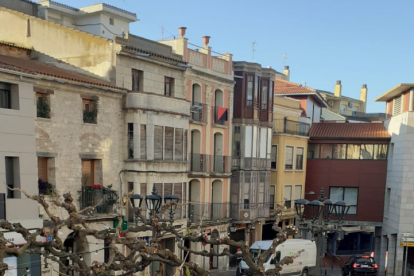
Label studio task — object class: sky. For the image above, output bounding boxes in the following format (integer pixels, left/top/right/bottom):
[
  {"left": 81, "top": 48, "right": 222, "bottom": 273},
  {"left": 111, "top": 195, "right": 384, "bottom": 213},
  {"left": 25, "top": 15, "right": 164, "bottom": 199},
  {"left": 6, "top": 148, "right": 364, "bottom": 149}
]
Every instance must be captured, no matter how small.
[{"left": 58, "top": 0, "right": 414, "bottom": 113}]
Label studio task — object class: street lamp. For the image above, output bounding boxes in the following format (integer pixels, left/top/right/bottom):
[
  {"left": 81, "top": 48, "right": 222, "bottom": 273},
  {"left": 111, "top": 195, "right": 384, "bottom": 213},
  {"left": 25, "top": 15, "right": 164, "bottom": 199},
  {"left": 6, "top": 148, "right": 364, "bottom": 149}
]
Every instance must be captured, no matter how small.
[
  {"left": 164, "top": 194, "right": 180, "bottom": 225},
  {"left": 294, "top": 187, "right": 350, "bottom": 276}
]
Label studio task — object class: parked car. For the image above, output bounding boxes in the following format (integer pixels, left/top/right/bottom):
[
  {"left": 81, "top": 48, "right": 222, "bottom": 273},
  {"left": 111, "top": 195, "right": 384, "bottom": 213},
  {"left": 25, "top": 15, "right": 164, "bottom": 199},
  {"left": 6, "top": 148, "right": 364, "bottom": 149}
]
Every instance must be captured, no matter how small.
[
  {"left": 342, "top": 255, "right": 378, "bottom": 276},
  {"left": 236, "top": 239, "right": 316, "bottom": 276}
]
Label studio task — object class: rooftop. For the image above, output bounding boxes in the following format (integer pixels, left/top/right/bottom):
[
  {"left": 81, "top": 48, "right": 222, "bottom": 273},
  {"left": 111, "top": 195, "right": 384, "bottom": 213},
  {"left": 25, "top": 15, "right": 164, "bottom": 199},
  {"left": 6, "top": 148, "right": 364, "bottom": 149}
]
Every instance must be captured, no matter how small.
[
  {"left": 274, "top": 79, "right": 328, "bottom": 107},
  {"left": 318, "top": 89, "right": 364, "bottom": 102},
  {"left": 375, "top": 83, "right": 414, "bottom": 102},
  {"left": 0, "top": 54, "right": 124, "bottom": 91},
  {"left": 309, "top": 123, "right": 390, "bottom": 140}
]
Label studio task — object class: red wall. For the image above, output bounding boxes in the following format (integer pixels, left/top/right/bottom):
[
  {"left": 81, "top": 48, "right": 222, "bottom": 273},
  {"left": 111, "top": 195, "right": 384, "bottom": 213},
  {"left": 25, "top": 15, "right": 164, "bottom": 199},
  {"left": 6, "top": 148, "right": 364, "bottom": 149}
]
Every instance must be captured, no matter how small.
[{"left": 305, "top": 159, "right": 387, "bottom": 222}]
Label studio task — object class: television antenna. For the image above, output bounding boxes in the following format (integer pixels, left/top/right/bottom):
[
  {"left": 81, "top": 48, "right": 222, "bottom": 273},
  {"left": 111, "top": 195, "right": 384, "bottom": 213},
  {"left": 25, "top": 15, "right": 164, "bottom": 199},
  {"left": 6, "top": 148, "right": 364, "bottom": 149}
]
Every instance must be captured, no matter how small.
[
  {"left": 252, "top": 41, "right": 257, "bottom": 62},
  {"left": 282, "top": 53, "right": 288, "bottom": 65}
]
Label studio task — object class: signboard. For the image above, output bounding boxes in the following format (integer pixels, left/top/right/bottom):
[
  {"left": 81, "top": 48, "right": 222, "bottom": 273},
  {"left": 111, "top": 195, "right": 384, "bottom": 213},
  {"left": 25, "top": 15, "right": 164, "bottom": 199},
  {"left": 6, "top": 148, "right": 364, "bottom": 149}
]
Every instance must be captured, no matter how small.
[
  {"left": 400, "top": 242, "right": 414, "bottom": 247},
  {"left": 4, "top": 256, "right": 17, "bottom": 276},
  {"left": 401, "top": 236, "right": 414, "bottom": 243},
  {"left": 3, "top": 230, "right": 45, "bottom": 247}
]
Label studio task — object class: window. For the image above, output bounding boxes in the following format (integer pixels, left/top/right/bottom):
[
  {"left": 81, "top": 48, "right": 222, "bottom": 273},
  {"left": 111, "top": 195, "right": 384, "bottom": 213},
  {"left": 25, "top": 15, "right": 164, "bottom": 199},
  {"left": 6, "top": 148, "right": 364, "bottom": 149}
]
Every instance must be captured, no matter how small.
[
  {"left": 0, "top": 82, "right": 11, "bottom": 109},
  {"left": 81, "top": 159, "right": 102, "bottom": 186},
  {"left": 320, "top": 144, "right": 333, "bottom": 159},
  {"left": 268, "top": 80, "right": 274, "bottom": 107},
  {"left": 393, "top": 95, "right": 402, "bottom": 116},
  {"left": 234, "top": 141, "right": 241, "bottom": 157},
  {"left": 294, "top": 185, "right": 302, "bottom": 201},
  {"left": 284, "top": 185, "right": 292, "bottom": 209},
  {"left": 165, "top": 127, "right": 174, "bottom": 160},
  {"left": 360, "top": 144, "right": 373, "bottom": 159},
  {"left": 307, "top": 144, "right": 320, "bottom": 159},
  {"left": 374, "top": 144, "right": 388, "bottom": 160},
  {"left": 333, "top": 144, "right": 347, "bottom": 159},
  {"left": 271, "top": 145, "right": 277, "bottom": 169},
  {"left": 154, "top": 126, "right": 163, "bottom": 160},
  {"left": 36, "top": 93, "right": 50, "bottom": 118},
  {"left": 109, "top": 17, "right": 114, "bottom": 25},
  {"left": 246, "top": 75, "right": 253, "bottom": 106},
  {"left": 164, "top": 77, "right": 174, "bottom": 96},
  {"left": 175, "top": 128, "right": 183, "bottom": 161},
  {"left": 296, "top": 147, "right": 304, "bottom": 170},
  {"left": 5, "top": 157, "right": 20, "bottom": 198},
  {"left": 347, "top": 144, "right": 360, "bottom": 159},
  {"left": 132, "top": 69, "right": 143, "bottom": 91},
  {"left": 235, "top": 126, "right": 241, "bottom": 133},
  {"left": 285, "top": 146, "right": 293, "bottom": 170},
  {"left": 243, "top": 177, "right": 250, "bottom": 209},
  {"left": 261, "top": 80, "right": 268, "bottom": 109},
  {"left": 83, "top": 99, "right": 97, "bottom": 124},
  {"left": 330, "top": 187, "right": 358, "bottom": 215},
  {"left": 128, "top": 123, "right": 134, "bottom": 159},
  {"left": 38, "top": 157, "right": 54, "bottom": 195},
  {"left": 270, "top": 185, "right": 275, "bottom": 209},
  {"left": 140, "top": 125, "right": 146, "bottom": 159},
  {"left": 254, "top": 75, "right": 259, "bottom": 105}
]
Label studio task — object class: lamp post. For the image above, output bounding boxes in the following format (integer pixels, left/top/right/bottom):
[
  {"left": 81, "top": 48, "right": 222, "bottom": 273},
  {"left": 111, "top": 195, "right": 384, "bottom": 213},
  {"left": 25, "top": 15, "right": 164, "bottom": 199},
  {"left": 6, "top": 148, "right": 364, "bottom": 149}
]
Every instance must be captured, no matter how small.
[
  {"left": 294, "top": 187, "right": 350, "bottom": 276},
  {"left": 130, "top": 185, "right": 180, "bottom": 276}
]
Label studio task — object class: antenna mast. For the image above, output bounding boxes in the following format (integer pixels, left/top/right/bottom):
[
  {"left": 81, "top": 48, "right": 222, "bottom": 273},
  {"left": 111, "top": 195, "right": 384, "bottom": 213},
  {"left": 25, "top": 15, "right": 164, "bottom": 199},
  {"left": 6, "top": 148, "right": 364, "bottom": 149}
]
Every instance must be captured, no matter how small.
[
  {"left": 252, "top": 41, "right": 257, "bottom": 62},
  {"left": 161, "top": 24, "right": 164, "bottom": 40},
  {"left": 282, "top": 53, "right": 288, "bottom": 65}
]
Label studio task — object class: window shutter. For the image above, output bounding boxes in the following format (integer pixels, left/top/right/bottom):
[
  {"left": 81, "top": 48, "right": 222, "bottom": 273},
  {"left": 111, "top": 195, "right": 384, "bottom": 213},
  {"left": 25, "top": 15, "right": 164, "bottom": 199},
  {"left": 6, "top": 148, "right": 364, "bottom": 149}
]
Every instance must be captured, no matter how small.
[
  {"left": 174, "top": 183, "right": 183, "bottom": 219},
  {"left": 394, "top": 96, "right": 402, "bottom": 115},
  {"left": 154, "top": 126, "right": 163, "bottom": 160},
  {"left": 140, "top": 125, "right": 146, "bottom": 159},
  {"left": 184, "top": 130, "right": 188, "bottom": 161},
  {"left": 154, "top": 183, "right": 163, "bottom": 197},
  {"left": 38, "top": 157, "right": 48, "bottom": 182},
  {"left": 140, "top": 183, "right": 147, "bottom": 214},
  {"left": 165, "top": 127, "right": 174, "bottom": 160},
  {"left": 164, "top": 183, "right": 173, "bottom": 196},
  {"left": 81, "top": 160, "right": 94, "bottom": 186},
  {"left": 175, "top": 128, "right": 183, "bottom": 160}
]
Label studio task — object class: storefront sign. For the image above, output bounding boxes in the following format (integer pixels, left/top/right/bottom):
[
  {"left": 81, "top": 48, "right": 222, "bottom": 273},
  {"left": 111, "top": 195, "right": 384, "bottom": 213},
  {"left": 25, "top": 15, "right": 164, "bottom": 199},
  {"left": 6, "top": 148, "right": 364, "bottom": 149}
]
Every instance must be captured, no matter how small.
[{"left": 3, "top": 230, "right": 46, "bottom": 247}]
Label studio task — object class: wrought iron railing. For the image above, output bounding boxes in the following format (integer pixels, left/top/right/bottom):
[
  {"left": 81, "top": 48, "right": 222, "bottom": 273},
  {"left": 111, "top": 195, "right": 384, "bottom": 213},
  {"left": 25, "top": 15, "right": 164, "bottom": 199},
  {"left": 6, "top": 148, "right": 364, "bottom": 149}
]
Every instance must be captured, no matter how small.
[
  {"left": 211, "top": 155, "right": 230, "bottom": 173},
  {"left": 189, "top": 153, "right": 209, "bottom": 173},
  {"left": 80, "top": 186, "right": 118, "bottom": 214},
  {"left": 188, "top": 202, "right": 230, "bottom": 223},
  {"left": 229, "top": 202, "right": 272, "bottom": 220},
  {"left": 190, "top": 102, "right": 207, "bottom": 123},
  {"left": 274, "top": 118, "right": 310, "bottom": 136},
  {"left": 213, "top": 106, "right": 229, "bottom": 125}
]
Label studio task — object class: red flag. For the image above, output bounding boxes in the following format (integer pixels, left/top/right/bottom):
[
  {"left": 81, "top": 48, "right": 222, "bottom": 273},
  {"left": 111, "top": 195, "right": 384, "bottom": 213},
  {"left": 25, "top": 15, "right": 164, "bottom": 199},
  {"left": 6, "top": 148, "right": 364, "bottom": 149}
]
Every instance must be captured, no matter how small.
[{"left": 217, "top": 107, "right": 228, "bottom": 121}]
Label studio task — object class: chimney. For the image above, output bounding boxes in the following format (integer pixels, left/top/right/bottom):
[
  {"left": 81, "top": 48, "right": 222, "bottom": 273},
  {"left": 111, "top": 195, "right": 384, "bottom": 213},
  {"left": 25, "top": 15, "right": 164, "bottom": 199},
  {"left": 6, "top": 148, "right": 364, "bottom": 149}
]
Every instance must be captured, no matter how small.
[
  {"left": 283, "top": 66, "right": 290, "bottom": 81},
  {"left": 178, "top": 27, "right": 187, "bottom": 38},
  {"left": 360, "top": 84, "right": 368, "bottom": 113},
  {"left": 334, "top": 80, "right": 342, "bottom": 97}
]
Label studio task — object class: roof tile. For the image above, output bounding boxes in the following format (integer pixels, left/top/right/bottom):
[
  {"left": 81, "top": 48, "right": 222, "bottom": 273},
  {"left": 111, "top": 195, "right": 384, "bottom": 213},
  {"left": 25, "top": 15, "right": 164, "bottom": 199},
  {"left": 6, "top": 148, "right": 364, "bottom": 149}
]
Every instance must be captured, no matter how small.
[
  {"left": 310, "top": 123, "right": 390, "bottom": 139},
  {"left": 274, "top": 78, "right": 316, "bottom": 94}
]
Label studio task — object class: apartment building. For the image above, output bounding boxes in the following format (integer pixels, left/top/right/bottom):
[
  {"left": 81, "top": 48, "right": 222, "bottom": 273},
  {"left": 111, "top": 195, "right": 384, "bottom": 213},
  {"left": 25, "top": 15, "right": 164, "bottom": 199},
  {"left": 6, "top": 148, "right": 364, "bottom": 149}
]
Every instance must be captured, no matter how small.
[
  {"left": 306, "top": 123, "right": 389, "bottom": 270},
  {"left": 160, "top": 29, "right": 234, "bottom": 270},
  {"left": 0, "top": 43, "right": 44, "bottom": 276},
  {"left": 375, "top": 84, "right": 414, "bottom": 276},
  {"left": 263, "top": 96, "right": 310, "bottom": 239}
]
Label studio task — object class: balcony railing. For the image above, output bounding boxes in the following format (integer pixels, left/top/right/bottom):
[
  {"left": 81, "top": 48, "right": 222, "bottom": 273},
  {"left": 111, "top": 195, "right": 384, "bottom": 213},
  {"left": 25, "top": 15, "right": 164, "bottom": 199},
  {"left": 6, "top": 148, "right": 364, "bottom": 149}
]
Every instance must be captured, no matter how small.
[
  {"left": 188, "top": 202, "right": 230, "bottom": 223},
  {"left": 211, "top": 155, "right": 231, "bottom": 173},
  {"left": 80, "top": 186, "right": 118, "bottom": 214},
  {"left": 190, "top": 102, "right": 207, "bottom": 123},
  {"left": 274, "top": 118, "right": 310, "bottom": 136},
  {"left": 229, "top": 202, "right": 271, "bottom": 221},
  {"left": 189, "top": 153, "right": 209, "bottom": 173},
  {"left": 213, "top": 106, "right": 229, "bottom": 125}
]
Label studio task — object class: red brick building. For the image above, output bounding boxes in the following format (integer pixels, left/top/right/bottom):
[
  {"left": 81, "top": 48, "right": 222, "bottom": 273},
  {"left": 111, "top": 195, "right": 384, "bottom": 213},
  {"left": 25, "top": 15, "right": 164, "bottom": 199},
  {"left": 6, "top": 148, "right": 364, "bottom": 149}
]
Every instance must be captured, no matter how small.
[{"left": 305, "top": 123, "right": 390, "bottom": 264}]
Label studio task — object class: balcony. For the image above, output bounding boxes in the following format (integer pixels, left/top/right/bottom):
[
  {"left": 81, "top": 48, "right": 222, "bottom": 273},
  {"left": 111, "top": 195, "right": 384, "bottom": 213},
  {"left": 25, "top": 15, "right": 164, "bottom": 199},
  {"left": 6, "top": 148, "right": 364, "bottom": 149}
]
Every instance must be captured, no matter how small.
[
  {"left": 274, "top": 119, "right": 310, "bottom": 136},
  {"left": 230, "top": 202, "right": 270, "bottom": 221},
  {"left": 188, "top": 202, "right": 230, "bottom": 223},
  {"left": 80, "top": 186, "right": 118, "bottom": 214},
  {"left": 190, "top": 102, "right": 207, "bottom": 123},
  {"left": 213, "top": 106, "right": 229, "bottom": 126},
  {"left": 189, "top": 153, "right": 209, "bottom": 173},
  {"left": 211, "top": 155, "right": 231, "bottom": 173}
]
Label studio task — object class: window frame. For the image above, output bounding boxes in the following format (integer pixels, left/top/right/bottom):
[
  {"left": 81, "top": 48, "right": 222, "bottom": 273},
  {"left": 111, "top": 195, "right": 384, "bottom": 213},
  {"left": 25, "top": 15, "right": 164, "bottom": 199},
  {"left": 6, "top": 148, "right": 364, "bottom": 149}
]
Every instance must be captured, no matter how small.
[
  {"left": 271, "top": 145, "right": 277, "bottom": 170},
  {"left": 246, "top": 75, "right": 253, "bottom": 107},
  {"left": 296, "top": 147, "right": 304, "bottom": 170},
  {"left": 0, "top": 87, "right": 11, "bottom": 109},
  {"left": 261, "top": 79, "right": 268, "bottom": 110},
  {"left": 82, "top": 98, "right": 98, "bottom": 124},
  {"left": 132, "top": 69, "right": 143, "bottom": 91},
  {"left": 285, "top": 146, "right": 294, "bottom": 170},
  {"left": 306, "top": 143, "right": 388, "bottom": 160},
  {"left": 329, "top": 186, "right": 359, "bottom": 215},
  {"left": 164, "top": 77, "right": 174, "bottom": 97}
]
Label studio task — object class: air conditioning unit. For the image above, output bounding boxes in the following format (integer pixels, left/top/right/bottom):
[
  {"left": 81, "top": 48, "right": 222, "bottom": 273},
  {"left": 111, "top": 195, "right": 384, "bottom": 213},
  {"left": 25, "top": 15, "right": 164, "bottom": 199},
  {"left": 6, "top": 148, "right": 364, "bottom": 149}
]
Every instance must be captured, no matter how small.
[
  {"left": 348, "top": 102, "right": 354, "bottom": 108},
  {"left": 328, "top": 100, "right": 334, "bottom": 107}
]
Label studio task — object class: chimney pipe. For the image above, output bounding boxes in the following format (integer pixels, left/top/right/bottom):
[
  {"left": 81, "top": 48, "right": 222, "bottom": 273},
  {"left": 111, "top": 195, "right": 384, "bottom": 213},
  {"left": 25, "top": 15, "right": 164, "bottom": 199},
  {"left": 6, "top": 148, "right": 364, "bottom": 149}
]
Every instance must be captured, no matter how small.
[
  {"left": 283, "top": 66, "right": 290, "bottom": 81},
  {"left": 202, "top": 36, "right": 210, "bottom": 47},
  {"left": 334, "top": 80, "right": 342, "bottom": 97},
  {"left": 360, "top": 84, "right": 368, "bottom": 112},
  {"left": 178, "top": 27, "right": 187, "bottom": 38}
]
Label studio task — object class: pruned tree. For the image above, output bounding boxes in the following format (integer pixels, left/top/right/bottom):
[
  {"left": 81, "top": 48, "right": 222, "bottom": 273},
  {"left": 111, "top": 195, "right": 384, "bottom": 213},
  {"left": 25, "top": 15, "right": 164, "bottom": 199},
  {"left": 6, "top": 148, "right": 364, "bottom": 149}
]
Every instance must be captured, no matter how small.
[{"left": 0, "top": 186, "right": 302, "bottom": 276}]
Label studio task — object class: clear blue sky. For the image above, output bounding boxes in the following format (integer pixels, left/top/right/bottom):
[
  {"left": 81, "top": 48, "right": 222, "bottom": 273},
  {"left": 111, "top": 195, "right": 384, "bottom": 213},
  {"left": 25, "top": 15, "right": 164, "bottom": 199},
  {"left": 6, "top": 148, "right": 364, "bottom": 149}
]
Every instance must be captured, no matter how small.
[{"left": 58, "top": 0, "right": 414, "bottom": 113}]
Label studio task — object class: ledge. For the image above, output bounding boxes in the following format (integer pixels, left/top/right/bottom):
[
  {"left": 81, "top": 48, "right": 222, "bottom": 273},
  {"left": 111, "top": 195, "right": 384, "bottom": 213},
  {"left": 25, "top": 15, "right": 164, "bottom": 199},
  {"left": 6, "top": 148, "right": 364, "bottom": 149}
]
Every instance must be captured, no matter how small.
[
  {"left": 124, "top": 159, "right": 188, "bottom": 164},
  {"left": 213, "top": 123, "right": 228, "bottom": 129}
]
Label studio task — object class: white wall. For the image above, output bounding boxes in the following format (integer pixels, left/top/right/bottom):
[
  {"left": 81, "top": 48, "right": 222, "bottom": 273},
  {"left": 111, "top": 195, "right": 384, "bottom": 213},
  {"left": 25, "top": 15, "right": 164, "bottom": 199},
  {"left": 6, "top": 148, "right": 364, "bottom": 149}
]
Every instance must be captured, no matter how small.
[
  {"left": 245, "top": 126, "right": 252, "bottom": 158},
  {"left": 260, "top": 128, "right": 267, "bottom": 158},
  {"left": 306, "top": 97, "right": 321, "bottom": 123}
]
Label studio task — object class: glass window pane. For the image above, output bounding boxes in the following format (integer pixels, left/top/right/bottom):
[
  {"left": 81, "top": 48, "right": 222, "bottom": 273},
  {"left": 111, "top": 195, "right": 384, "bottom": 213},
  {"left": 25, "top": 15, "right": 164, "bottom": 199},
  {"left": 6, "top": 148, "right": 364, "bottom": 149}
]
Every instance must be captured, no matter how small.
[
  {"left": 285, "top": 146, "right": 293, "bottom": 169},
  {"left": 344, "top": 188, "right": 358, "bottom": 205},
  {"left": 347, "top": 144, "right": 361, "bottom": 159},
  {"left": 374, "top": 144, "right": 388, "bottom": 160},
  {"left": 307, "top": 144, "right": 320, "bottom": 159},
  {"left": 320, "top": 144, "right": 333, "bottom": 159},
  {"left": 330, "top": 187, "right": 343, "bottom": 202},
  {"left": 333, "top": 144, "right": 347, "bottom": 159},
  {"left": 347, "top": 206, "right": 357, "bottom": 215},
  {"left": 360, "top": 144, "right": 374, "bottom": 159},
  {"left": 294, "top": 185, "right": 302, "bottom": 200}
]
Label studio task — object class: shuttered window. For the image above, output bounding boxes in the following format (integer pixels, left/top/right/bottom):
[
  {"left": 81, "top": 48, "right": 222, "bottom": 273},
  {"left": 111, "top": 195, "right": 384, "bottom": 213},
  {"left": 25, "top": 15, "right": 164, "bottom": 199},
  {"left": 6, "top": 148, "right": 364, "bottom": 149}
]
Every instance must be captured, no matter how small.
[
  {"left": 174, "top": 183, "right": 183, "bottom": 219},
  {"left": 164, "top": 183, "right": 173, "bottom": 196},
  {"left": 154, "top": 183, "right": 163, "bottom": 196},
  {"left": 140, "top": 125, "right": 146, "bottom": 159},
  {"left": 81, "top": 159, "right": 95, "bottom": 186},
  {"left": 285, "top": 146, "right": 293, "bottom": 170},
  {"left": 184, "top": 130, "right": 188, "bottom": 161},
  {"left": 175, "top": 129, "right": 183, "bottom": 161},
  {"left": 165, "top": 127, "right": 174, "bottom": 160},
  {"left": 393, "top": 96, "right": 402, "bottom": 115},
  {"left": 154, "top": 126, "right": 163, "bottom": 160},
  {"left": 140, "top": 183, "right": 147, "bottom": 215},
  {"left": 38, "top": 157, "right": 48, "bottom": 182}
]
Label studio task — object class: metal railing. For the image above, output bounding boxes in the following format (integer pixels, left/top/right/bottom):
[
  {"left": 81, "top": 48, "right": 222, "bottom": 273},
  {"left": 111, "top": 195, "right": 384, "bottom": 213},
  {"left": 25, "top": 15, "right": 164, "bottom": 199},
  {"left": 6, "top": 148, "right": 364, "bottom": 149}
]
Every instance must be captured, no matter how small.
[
  {"left": 274, "top": 118, "right": 310, "bottom": 136},
  {"left": 229, "top": 202, "right": 271, "bottom": 220},
  {"left": 80, "top": 186, "right": 118, "bottom": 214},
  {"left": 188, "top": 202, "right": 230, "bottom": 223},
  {"left": 189, "top": 153, "right": 209, "bottom": 173},
  {"left": 211, "top": 155, "right": 230, "bottom": 173},
  {"left": 190, "top": 101, "right": 207, "bottom": 123},
  {"left": 213, "top": 106, "right": 228, "bottom": 125}
]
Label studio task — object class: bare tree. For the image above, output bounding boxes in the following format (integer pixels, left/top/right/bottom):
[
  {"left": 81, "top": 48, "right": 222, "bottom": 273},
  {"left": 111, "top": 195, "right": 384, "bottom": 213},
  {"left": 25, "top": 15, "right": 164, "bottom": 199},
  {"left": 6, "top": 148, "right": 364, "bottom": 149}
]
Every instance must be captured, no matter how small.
[{"left": 0, "top": 187, "right": 301, "bottom": 276}]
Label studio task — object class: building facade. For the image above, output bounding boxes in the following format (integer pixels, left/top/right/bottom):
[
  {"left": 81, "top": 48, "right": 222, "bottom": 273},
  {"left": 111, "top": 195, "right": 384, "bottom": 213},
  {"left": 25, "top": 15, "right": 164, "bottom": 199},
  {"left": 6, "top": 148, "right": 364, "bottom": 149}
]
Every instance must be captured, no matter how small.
[{"left": 305, "top": 123, "right": 389, "bottom": 270}]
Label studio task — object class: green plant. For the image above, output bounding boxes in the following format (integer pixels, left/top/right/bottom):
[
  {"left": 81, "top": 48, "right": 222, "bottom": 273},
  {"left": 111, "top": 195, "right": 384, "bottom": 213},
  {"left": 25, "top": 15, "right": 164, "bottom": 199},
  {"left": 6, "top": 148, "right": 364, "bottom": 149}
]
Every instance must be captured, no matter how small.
[
  {"left": 83, "top": 101, "right": 98, "bottom": 124},
  {"left": 37, "top": 95, "right": 50, "bottom": 118}
]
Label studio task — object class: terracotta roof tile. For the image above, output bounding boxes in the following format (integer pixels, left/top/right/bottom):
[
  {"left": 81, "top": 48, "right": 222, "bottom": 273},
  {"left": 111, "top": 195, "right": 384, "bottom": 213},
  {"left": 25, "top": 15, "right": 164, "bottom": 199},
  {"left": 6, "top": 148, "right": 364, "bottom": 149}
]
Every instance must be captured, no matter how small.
[
  {"left": 310, "top": 123, "right": 390, "bottom": 139},
  {"left": 0, "top": 54, "right": 124, "bottom": 90},
  {"left": 274, "top": 78, "right": 316, "bottom": 94}
]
